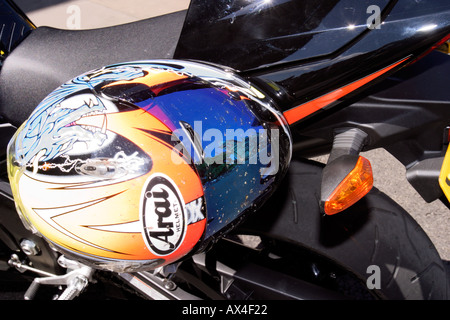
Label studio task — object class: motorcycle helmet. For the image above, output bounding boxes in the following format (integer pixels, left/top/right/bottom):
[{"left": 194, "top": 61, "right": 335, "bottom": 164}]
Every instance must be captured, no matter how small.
[{"left": 7, "top": 60, "right": 292, "bottom": 272}]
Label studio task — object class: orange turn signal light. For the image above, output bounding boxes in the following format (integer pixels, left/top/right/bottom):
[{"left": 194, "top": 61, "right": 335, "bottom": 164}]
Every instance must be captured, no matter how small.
[{"left": 324, "top": 156, "right": 373, "bottom": 215}]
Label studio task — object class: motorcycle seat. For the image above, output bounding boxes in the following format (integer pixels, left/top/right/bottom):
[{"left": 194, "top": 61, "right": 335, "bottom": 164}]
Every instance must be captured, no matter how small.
[{"left": 0, "top": 10, "right": 186, "bottom": 126}]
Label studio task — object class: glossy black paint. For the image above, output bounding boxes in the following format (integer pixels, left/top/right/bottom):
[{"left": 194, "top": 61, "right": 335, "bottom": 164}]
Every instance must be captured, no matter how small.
[
  {"left": 292, "top": 50, "right": 450, "bottom": 202},
  {"left": 175, "top": 0, "right": 389, "bottom": 70},
  {"left": 176, "top": 0, "right": 450, "bottom": 117},
  {"left": 175, "top": 0, "right": 390, "bottom": 70}
]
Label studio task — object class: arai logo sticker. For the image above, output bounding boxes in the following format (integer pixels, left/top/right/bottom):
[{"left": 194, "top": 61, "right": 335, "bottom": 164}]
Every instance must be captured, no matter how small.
[{"left": 141, "top": 173, "right": 186, "bottom": 256}]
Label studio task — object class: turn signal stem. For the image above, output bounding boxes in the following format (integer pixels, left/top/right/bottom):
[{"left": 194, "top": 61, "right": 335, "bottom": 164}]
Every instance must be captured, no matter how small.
[{"left": 320, "top": 128, "right": 373, "bottom": 215}]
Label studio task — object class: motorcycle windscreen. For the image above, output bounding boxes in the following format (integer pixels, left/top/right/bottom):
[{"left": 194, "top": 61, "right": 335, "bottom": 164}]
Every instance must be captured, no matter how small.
[{"left": 174, "top": 0, "right": 390, "bottom": 71}]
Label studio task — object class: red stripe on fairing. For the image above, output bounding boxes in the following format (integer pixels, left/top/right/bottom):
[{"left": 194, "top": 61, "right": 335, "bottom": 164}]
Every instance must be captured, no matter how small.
[{"left": 283, "top": 57, "right": 410, "bottom": 125}]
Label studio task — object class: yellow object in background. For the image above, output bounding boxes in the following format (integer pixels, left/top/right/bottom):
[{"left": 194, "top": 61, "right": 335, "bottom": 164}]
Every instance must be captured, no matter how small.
[{"left": 439, "top": 145, "right": 450, "bottom": 201}]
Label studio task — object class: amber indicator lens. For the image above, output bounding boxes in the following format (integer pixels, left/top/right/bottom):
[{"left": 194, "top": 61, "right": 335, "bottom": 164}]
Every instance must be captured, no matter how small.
[{"left": 324, "top": 156, "right": 373, "bottom": 215}]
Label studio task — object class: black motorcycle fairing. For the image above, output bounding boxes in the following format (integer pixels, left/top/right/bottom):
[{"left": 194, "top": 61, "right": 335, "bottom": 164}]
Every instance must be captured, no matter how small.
[
  {"left": 252, "top": 0, "right": 450, "bottom": 115},
  {"left": 175, "top": 0, "right": 391, "bottom": 71},
  {"left": 0, "top": 10, "right": 186, "bottom": 127},
  {"left": 292, "top": 50, "right": 450, "bottom": 203},
  {"left": 176, "top": 0, "right": 450, "bottom": 119},
  {"left": 293, "top": 51, "right": 450, "bottom": 163}
]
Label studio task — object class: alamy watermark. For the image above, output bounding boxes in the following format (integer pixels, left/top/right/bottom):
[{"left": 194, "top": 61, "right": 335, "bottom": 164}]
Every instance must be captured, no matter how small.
[
  {"left": 170, "top": 121, "right": 280, "bottom": 176},
  {"left": 366, "top": 265, "right": 381, "bottom": 290},
  {"left": 66, "top": 5, "right": 81, "bottom": 30},
  {"left": 367, "top": 5, "right": 382, "bottom": 30}
]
